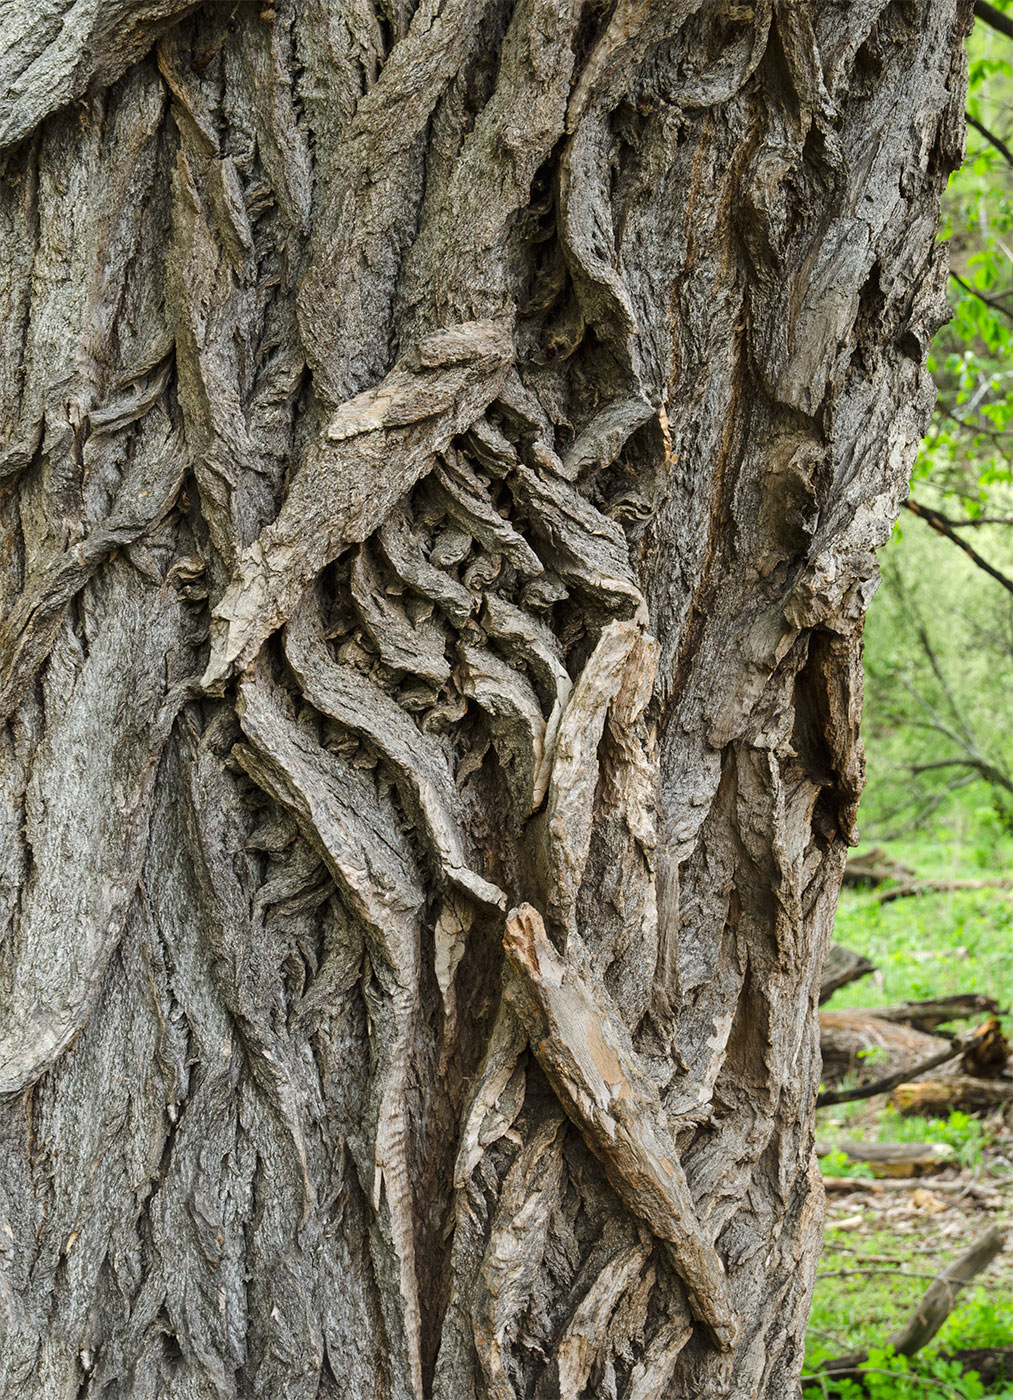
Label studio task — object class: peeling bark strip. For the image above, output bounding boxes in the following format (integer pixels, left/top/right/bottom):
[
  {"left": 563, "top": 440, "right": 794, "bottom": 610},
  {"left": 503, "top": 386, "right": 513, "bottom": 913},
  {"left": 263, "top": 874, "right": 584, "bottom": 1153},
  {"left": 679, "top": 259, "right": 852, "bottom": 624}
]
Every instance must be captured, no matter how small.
[
  {"left": 0, "top": 1, "right": 969, "bottom": 1397},
  {"left": 503, "top": 905, "right": 738, "bottom": 1350}
]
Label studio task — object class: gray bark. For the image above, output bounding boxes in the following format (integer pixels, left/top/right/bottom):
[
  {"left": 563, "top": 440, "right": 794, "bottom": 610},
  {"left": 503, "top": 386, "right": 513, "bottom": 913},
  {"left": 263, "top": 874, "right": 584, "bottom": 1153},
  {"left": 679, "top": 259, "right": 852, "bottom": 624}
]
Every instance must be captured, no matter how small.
[{"left": 0, "top": 2, "right": 969, "bottom": 1397}]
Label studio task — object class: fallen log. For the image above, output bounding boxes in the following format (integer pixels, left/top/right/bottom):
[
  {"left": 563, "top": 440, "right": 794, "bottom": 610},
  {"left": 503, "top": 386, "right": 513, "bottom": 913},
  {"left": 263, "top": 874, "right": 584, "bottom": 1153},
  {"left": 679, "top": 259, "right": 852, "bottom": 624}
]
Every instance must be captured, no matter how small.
[
  {"left": 822, "top": 1176, "right": 1000, "bottom": 1202},
  {"left": 868, "top": 994, "right": 1002, "bottom": 1033},
  {"left": 820, "top": 1010, "right": 951, "bottom": 1087},
  {"left": 889, "top": 1074, "right": 1013, "bottom": 1116},
  {"left": 817, "top": 1140, "right": 956, "bottom": 1176},
  {"left": 873, "top": 877, "right": 1013, "bottom": 905},
  {"left": 960, "top": 1016, "right": 1011, "bottom": 1077},
  {"left": 820, "top": 944, "right": 877, "bottom": 1004},
  {"left": 817, "top": 1028, "right": 972, "bottom": 1108},
  {"left": 843, "top": 848, "right": 915, "bottom": 887},
  {"left": 803, "top": 1225, "right": 1004, "bottom": 1390}
]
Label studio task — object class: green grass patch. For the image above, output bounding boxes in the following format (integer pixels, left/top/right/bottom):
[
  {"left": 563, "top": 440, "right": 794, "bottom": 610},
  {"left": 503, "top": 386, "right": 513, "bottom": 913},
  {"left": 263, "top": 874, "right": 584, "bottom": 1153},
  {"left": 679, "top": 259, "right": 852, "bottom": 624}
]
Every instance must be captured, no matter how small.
[
  {"left": 806, "top": 1232, "right": 1013, "bottom": 1399},
  {"left": 832, "top": 811, "right": 1013, "bottom": 1014}
]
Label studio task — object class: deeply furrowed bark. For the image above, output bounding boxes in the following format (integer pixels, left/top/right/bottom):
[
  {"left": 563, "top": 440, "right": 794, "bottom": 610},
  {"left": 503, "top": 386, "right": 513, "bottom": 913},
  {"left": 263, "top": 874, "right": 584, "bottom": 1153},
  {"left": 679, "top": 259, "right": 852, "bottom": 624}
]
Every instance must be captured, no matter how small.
[{"left": 0, "top": 2, "right": 968, "bottom": 1397}]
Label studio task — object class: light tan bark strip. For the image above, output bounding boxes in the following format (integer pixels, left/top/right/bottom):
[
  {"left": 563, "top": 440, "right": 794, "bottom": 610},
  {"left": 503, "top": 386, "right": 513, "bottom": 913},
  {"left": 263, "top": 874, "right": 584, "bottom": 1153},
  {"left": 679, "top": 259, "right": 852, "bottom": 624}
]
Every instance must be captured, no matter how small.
[{"left": 502, "top": 904, "right": 739, "bottom": 1351}]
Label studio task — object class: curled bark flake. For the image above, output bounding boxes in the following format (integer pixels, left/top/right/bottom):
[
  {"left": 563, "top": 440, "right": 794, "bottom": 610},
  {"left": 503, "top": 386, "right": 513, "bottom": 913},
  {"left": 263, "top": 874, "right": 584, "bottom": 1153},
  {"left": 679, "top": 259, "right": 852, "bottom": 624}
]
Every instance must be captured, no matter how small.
[
  {"left": 430, "top": 454, "right": 545, "bottom": 578},
  {"left": 622, "top": 1317, "right": 696, "bottom": 1400},
  {"left": 481, "top": 592, "right": 572, "bottom": 713},
  {"left": 235, "top": 672, "right": 426, "bottom": 1400},
  {"left": 554, "top": 1240, "right": 654, "bottom": 1399},
  {"left": 236, "top": 674, "right": 423, "bottom": 977},
  {"left": 285, "top": 591, "right": 506, "bottom": 911},
  {"left": 455, "top": 1001, "right": 529, "bottom": 1192},
  {"left": 377, "top": 505, "right": 475, "bottom": 628},
  {"left": 562, "top": 396, "right": 655, "bottom": 480},
  {"left": 458, "top": 641, "right": 549, "bottom": 823},
  {"left": 464, "top": 417, "right": 520, "bottom": 476},
  {"left": 349, "top": 543, "right": 452, "bottom": 685},
  {"left": 509, "top": 463, "right": 645, "bottom": 614},
  {"left": 434, "top": 896, "right": 474, "bottom": 1049},
  {"left": 503, "top": 904, "right": 739, "bottom": 1351},
  {"left": 0, "top": 418, "right": 186, "bottom": 723},
  {"left": 0, "top": 570, "right": 186, "bottom": 1095},
  {"left": 0, "top": 0, "right": 200, "bottom": 151},
  {"left": 203, "top": 319, "right": 513, "bottom": 687}
]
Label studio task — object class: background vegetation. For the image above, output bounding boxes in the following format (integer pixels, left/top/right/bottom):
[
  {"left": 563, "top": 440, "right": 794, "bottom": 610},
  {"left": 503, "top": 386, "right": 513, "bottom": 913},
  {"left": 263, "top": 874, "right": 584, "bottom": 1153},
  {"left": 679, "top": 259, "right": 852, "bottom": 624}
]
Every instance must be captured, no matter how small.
[{"left": 804, "top": 5, "right": 1013, "bottom": 1393}]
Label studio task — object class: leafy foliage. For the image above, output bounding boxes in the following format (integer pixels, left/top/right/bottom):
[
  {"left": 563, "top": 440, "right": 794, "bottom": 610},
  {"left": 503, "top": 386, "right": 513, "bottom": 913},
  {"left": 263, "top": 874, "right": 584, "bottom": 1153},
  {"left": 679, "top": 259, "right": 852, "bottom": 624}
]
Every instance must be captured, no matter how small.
[
  {"left": 861, "top": 0, "right": 1013, "bottom": 834},
  {"left": 919, "top": 11, "right": 1013, "bottom": 507},
  {"left": 863, "top": 1, "right": 1013, "bottom": 834},
  {"left": 875, "top": 1109, "right": 988, "bottom": 1168},
  {"left": 809, "top": 26, "right": 1013, "bottom": 1383},
  {"left": 822, "top": 1148, "right": 877, "bottom": 1179}
]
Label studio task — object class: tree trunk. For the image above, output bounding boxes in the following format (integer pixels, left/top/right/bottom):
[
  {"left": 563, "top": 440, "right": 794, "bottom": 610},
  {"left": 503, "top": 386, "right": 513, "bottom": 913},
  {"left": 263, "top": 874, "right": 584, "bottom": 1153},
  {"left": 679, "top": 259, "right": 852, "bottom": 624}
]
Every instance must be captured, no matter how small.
[{"left": 0, "top": 3, "right": 969, "bottom": 1398}]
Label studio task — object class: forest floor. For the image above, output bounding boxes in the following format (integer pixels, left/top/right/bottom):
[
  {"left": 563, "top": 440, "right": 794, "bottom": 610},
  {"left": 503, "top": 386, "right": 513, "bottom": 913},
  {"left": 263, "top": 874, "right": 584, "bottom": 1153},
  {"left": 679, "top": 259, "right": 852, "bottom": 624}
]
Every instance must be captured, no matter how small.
[{"left": 805, "top": 816, "right": 1013, "bottom": 1397}]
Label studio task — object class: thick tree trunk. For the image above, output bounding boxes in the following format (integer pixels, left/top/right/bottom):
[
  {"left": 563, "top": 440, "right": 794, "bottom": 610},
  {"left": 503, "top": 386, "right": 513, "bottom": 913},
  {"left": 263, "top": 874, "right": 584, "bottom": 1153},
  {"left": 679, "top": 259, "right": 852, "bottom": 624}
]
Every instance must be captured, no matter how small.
[{"left": 0, "top": 3, "right": 968, "bottom": 1397}]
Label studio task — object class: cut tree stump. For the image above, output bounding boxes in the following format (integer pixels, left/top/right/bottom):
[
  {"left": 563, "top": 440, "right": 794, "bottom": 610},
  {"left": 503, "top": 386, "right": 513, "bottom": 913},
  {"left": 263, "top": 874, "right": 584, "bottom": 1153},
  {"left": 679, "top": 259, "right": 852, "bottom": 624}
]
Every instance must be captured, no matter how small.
[{"left": 890, "top": 1075, "right": 1013, "bottom": 1116}]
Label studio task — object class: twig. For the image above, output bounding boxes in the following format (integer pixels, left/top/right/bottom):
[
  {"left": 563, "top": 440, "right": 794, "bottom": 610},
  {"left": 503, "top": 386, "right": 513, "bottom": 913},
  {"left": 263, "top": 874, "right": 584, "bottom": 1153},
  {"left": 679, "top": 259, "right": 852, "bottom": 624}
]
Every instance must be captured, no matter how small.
[
  {"left": 823, "top": 1246, "right": 945, "bottom": 1260},
  {"left": 934, "top": 403, "right": 1013, "bottom": 449},
  {"left": 817, "top": 1268, "right": 974, "bottom": 1284},
  {"left": 873, "top": 876, "right": 1013, "bottom": 903},
  {"left": 946, "top": 514, "right": 1013, "bottom": 526},
  {"left": 823, "top": 1177, "right": 999, "bottom": 1200},
  {"left": 950, "top": 272, "right": 1013, "bottom": 325}
]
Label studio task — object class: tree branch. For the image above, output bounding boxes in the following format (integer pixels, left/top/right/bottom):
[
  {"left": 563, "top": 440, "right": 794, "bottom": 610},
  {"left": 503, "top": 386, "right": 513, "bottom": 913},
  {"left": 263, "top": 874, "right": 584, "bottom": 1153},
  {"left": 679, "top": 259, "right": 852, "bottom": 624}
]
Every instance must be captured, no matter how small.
[
  {"left": 974, "top": 0, "right": 1013, "bottom": 41},
  {"left": 873, "top": 875, "right": 1013, "bottom": 902},
  {"left": 904, "top": 497, "right": 1013, "bottom": 595},
  {"left": 950, "top": 271, "right": 1013, "bottom": 325},
  {"left": 803, "top": 1227, "right": 1004, "bottom": 1389},
  {"left": 816, "top": 1035, "right": 970, "bottom": 1108},
  {"left": 966, "top": 113, "right": 1013, "bottom": 168}
]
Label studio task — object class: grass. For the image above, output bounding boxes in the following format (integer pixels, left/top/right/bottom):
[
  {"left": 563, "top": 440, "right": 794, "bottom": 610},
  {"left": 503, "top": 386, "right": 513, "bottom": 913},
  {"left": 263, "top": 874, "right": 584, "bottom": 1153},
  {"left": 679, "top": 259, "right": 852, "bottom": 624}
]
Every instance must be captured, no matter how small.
[
  {"left": 807, "top": 790, "right": 1013, "bottom": 1397},
  {"left": 807, "top": 1217, "right": 1013, "bottom": 1397},
  {"left": 831, "top": 807, "right": 1013, "bottom": 1014}
]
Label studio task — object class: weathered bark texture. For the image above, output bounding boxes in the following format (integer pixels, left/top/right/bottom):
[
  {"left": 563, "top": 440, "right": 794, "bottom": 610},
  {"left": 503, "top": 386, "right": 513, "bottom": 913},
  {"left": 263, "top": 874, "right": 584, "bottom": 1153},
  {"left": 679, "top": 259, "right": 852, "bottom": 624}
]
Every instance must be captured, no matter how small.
[{"left": 0, "top": 2, "right": 969, "bottom": 1397}]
